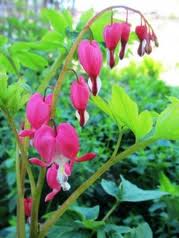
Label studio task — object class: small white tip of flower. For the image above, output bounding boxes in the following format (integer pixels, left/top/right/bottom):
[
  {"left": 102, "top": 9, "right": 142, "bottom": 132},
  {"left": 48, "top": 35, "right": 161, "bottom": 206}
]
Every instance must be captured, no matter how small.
[
  {"left": 75, "top": 110, "right": 89, "bottom": 126},
  {"left": 62, "top": 182, "right": 71, "bottom": 191},
  {"left": 88, "top": 77, "right": 102, "bottom": 95}
]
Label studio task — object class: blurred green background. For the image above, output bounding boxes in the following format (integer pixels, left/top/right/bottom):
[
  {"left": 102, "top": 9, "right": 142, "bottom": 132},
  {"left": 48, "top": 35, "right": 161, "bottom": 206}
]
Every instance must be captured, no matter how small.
[{"left": 0, "top": 1, "right": 179, "bottom": 237}]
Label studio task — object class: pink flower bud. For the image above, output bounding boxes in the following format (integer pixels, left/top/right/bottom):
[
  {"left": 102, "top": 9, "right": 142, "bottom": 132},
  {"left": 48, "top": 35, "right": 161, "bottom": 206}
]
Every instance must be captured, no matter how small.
[
  {"left": 119, "top": 23, "right": 131, "bottom": 59},
  {"left": 78, "top": 40, "right": 103, "bottom": 96},
  {"left": 24, "top": 197, "right": 32, "bottom": 217},
  {"left": 70, "top": 76, "right": 90, "bottom": 127},
  {"left": 135, "top": 25, "right": 148, "bottom": 56},
  {"left": 45, "top": 164, "right": 61, "bottom": 202},
  {"left": 26, "top": 93, "right": 52, "bottom": 130},
  {"left": 103, "top": 23, "right": 122, "bottom": 68}
]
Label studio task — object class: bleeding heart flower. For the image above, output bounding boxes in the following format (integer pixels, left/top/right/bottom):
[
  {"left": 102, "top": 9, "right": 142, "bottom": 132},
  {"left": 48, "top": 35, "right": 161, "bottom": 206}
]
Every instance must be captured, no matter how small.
[
  {"left": 30, "top": 123, "right": 96, "bottom": 196},
  {"left": 103, "top": 23, "right": 122, "bottom": 68},
  {"left": 24, "top": 197, "right": 32, "bottom": 218},
  {"left": 19, "top": 93, "right": 52, "bottom": 138},
  {"left": 119, "top": 22, "right": 131, "bottom": 59},
  {"left": 78, "top": 40, "right": 103, "bottom": 96},
  {"left": 45, "top": 164, "right": 61, "bottom": 202},
  {"left": 70, "top": 76, "right": 90, "bottom": 127},
  {"left": 135, "top": 24, "right": 148, "bottom": 56}
]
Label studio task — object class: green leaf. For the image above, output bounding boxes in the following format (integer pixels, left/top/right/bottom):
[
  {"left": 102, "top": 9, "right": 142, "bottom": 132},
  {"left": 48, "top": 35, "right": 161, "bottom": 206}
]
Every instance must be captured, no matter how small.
[
  {"left": 160, "top": 173, "right": 179, "bottom": 196},
  {"left": 0, "top": 35, "right": 8, "bottom": 47},
  {"left": 70, "top": 205, "right": 100, "bottom": 220},
  {"left": 15, "top": 51, "right": 48, "bottom": 70},
  {"left": 125, "top": 223, "right": 153, "bottom": 238},
  {"left": 0, "top": 54, "right": 15, "bottom": 73},
  {"left": 154, "top": 100, "right": 179, "bottom": 140},
  {"left": 91, "top": 12, "right": 111, "bottom": 41},
  {"left": 97, "top": 229, "right": 106, "bottom": 238},
  {"left": 82, "top": 220, "right": 105, "bottom": 230},
  {"left": 41, "top": 9, "right": 67, "bottom": 36},
  {"left": 135, "top": 110, "right": 153, "bottom": 139},
  {"left": 0, "top": 72, "right": 8, "bottom": 104},
  {"left": 101, "top": 179, "right": 119, "bottom": 199},
  {"left": 120, "top": 176, "right": 168, "bottom": 202},
  {"left": 92, "top": 96, "right": 114, "bottom": 119},
  {"left": 104, "top": 224, "right": 131, "bottom": 234},
  {"left": 42, "top": 31, "right": 64, "bottom": 43},
  {"left": 76, "top": 9, "right": 94, "bottom": 31},
  {"left": 110, "top": 85, "right": 138, "bottom": 132}
]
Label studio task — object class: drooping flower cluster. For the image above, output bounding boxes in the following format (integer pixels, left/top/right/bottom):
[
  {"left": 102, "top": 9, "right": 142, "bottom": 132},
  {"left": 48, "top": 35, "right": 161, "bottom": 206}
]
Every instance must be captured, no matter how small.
[
  {"left": 20, "top": 93, "right": 96, "bottom": 202},
  {"left": 70, "top": 11, "right": 158, "bottom": 127}
]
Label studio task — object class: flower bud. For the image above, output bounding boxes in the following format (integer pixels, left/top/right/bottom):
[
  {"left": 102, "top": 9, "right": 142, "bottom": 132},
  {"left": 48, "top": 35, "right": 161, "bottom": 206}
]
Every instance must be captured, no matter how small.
[
  {"left": 78, "top": 40, "right": 103, "bottom": 96},
  {"left": 119, "top": 22, "right": 131, "bottom": 59},
  {"left": 70, "top": 76, "right": 90, "bottom": 127},
  {"left": 103, "top": 23, "right": 122, "bottom": 68}
]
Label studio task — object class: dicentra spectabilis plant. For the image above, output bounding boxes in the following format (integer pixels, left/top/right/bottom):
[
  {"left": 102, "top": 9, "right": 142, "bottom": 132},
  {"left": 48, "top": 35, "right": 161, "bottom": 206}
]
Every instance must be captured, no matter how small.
[{"left": 1, "top": 5, "right": 179, "bottom": 238}]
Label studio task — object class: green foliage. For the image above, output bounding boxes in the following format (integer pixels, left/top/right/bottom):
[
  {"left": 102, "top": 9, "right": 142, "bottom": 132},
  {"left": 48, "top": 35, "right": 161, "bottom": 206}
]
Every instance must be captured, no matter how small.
[
  {"left": 124, "top": 223, "right": 153, "bottom": 238},
  {"left": 154, "top": 97, "right": 179, "bottom": 140},
  {"left": 93, "top": 85, "right": 153, "bottom": 140},
  {"left": 160, "top": 173, "right": 179, "bottom": 197},
  {"left": 101, "top": 176, "right": 167, "bottom": 202},
  {"left": 0, "top": 73, "right": 29, "bottom": 114}
]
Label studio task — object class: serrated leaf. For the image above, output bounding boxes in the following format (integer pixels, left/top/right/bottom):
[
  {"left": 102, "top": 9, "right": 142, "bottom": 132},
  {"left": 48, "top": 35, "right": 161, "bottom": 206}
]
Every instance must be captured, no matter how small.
[
  {"left": 154, "top": 101, "right": 179, "bottom": 140},
  {"left": 101, "top": 179, "right": 119, "bottom": 199},
  {"left": 120, "top": 176, "right": 168, "bottom": 202}
]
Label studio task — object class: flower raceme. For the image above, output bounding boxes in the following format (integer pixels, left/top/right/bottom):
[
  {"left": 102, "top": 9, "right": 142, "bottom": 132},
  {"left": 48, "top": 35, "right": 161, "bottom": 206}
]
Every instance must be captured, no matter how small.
[
  {"left": 19, "top": 93, "right": 52, "bottom": 138},
  {"left": 103, "top": 23, "right": 122, "bottom": 68},
  {"left": 78, "top": 39, "right": 103, "bottom": 96},
  {"left": 30, "top": 123, "right": 96, "bottom": 201},
  {"left": 70, "top": 76, "right": 90, "bottom": 127}
]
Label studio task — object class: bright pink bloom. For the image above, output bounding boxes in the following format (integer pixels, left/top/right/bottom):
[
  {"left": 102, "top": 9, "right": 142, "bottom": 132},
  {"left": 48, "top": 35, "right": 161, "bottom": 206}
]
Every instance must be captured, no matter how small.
[
  {"left": 119, "top": 23, "right": 131, "bottom": 59},
  {"left": 24, "top": 197, "right": 32, "bottom": 217},
  {"left": 19, "top": 93, "right": 52, "bottom": 139},
  {"left": 78, "top": 40, "right": 103, "bottom": 96},
  {"left": 27, "top": 93, "right": 52, "bottom": 129},
  {"left": 70, "top": 76, "right": 90, "bottom": 127},
  {"left": 30, "top": 123, "right": 96, "bottom": 196},
  {"left": 103, "top": 23, "right": 122, "bottom": 68},
  {"left": 45, "top": 164, "right": 61, "bottom": 202},
  {"left": 135, "top": 25, "right": 148, "bottom": 56}
]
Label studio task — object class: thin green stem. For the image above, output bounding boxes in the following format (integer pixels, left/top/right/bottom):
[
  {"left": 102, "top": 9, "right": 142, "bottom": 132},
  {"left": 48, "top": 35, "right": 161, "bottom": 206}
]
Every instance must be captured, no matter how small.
[
  {"left": 16, "top": 146, "right": 26, "bottom": 238},
  {"left": 102, "top": 200, "right": 120, "bottom": 222},
  {"left": 3, "top": 110, "right": 35, "bottom": 195},
  {"left": 30, "top": 168, "right": 46, "bottom": 238},
  {"left": 38, "top": 138, "right": 155, "bottom": 238}
]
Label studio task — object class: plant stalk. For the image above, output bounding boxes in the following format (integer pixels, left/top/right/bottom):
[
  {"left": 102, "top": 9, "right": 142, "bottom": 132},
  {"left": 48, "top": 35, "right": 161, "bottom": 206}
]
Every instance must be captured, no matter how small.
[{"left": 30, "top": 168, "right": 46, "bottom": 238}]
